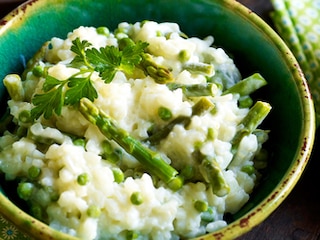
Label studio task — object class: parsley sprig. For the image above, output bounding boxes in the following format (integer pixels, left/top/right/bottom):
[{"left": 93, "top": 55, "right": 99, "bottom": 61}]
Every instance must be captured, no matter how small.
[{"left": 31, "top": 38, "right": 148, "bottom": 120}]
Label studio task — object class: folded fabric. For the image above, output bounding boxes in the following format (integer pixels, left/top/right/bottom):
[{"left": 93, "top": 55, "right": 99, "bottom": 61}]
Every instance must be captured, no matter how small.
[{"left": 271, "top": 0, "right": 320, "bottom": 125}]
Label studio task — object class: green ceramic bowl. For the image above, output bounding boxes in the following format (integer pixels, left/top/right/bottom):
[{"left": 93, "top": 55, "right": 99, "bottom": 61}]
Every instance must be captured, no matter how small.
[{"left": 0, "top": 0, "right": 316, "bottom": 239}]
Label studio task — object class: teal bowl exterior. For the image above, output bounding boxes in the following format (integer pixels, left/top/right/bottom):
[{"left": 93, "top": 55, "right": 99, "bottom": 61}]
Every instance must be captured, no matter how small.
[{"left": 0, "top": 0, "right": 315, "bottom": 239}]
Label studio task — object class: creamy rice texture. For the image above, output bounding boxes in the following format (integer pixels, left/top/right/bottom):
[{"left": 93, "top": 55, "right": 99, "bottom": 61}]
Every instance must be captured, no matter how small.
[{"left": 0, "top": 21, "right": 269, "bottom": 239}]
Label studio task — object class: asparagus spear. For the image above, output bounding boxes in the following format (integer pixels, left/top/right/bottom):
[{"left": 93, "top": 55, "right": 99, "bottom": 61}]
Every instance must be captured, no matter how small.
[
  {"left": 3, "top": 74, "right": 25, "bottom": 101},
  {"left": 118, "top": 38, "right": 173, "bottom": 84},
  {"left": 167, "top": 82, "right": 215, "bottom": 97},
  {"left": 232, "top": 101, "right": 271, "bottom": 147},
  {"left": 146, "top": 97, "right": 215, "bottom": 145},
  {"left": 182, "top": 62, "right": 214, "bottom": 76},
  {"left": 229, "top": 101, "right": 271, "bottom": 167},
  {"left": 193, "top": 149, "right": 230, "bottom": 197},
  {"left": 79, "top": 98, "right": 183, "bottom": 191},
  {"left": 200, "top": 157, "right": 230, "bottom": 197},
  {"left": 222, "top": 73, "right": 267, "bottom": 96},
  {"left": 139, "top": 53, "right": 174, "bottom": 84}
]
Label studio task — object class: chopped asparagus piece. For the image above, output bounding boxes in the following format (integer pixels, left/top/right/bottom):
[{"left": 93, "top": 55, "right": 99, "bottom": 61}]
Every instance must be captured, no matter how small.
[
  {"left": 193, "top": 147, "right": 230, "bottom": 197},
  {"left": 3, "top": 74, "right": 25, "bottom": 101},
  {"left": 231, "top": 101, "right": 272, "bottom": 148},
  {"left": 146, "top": 97, "right": 214, "bottom": 145},
  {"left": 191, "top": 97, "right": 215, "bottom": 116},
  {"left": 222, "top": 73, "right": 267, "bottom": 96},
  {"left": 28, "top": 123, "right": 66, "bottom": 145},
  {"left": 79, "top": 98, "right": 183, "bottom": 191},
  {"left": 200, "top": 157, "right": 230, "bottom": 197},
  {"left": 239, "top": 95, "right": 253, "bottom": 108},
  {"left": 228, "top": 101, "right": 271, "bottom": 167},
  {"left": 183, "top": 62, "right": 214, "bottom": 75},
  {"left": 18, "top": 110, "right": 33, "bottom": 124},
  {"left": 167, "top": 82, "right": 215, "bottom": 97},
  {"left": 147, "top": 116, "right": 190, "bottom": 145},
  {"left": 139, "top": 53, "right": 174, "bottom": 84}
]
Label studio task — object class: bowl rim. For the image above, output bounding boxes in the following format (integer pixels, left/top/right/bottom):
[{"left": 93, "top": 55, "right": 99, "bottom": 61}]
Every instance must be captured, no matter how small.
[
  {"left": 198, "top": 0, "right": 316, "bottom": 239},
  {"left": 0, "top": 0, "right": 316, "bottom": 239}
]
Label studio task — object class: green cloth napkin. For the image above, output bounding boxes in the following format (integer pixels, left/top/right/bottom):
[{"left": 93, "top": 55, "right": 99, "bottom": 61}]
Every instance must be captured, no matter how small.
[{"left": 271, "top": 0, "right": 320, "bottom": 125}]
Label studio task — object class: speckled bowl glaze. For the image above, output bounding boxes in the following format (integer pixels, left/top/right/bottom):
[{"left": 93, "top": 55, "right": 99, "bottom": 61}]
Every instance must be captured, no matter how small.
[{"left": 0, "top": 0, "right": 316, "bottom": 239}]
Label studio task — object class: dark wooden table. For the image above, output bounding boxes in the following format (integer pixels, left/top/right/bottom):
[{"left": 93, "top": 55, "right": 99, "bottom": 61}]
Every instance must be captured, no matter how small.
[{"left": 1, "top": 1, "right": 320, "bottom": 239}]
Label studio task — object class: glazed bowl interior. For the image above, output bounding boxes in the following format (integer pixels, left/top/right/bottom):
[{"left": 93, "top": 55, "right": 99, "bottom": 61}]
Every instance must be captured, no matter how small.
[{"left": 0, "top": 0, "right": 315, "bottom": 239}]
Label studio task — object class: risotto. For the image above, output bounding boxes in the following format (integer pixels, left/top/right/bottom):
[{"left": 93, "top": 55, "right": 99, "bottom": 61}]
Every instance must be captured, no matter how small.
[{"left": 0, "top": 21, "right": 271, "bottom": 239}]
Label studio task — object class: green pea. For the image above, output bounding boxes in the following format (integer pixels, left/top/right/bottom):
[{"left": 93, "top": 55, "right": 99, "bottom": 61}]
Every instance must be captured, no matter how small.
[
  {"left": 96, "top": 27, "right": 110, "bottom": 36},
  {"left": 73, "top": 138, "right": 86, "bottom": 148},
  {"left": 17, "top": 182, "right": 34, "bottom": 201},
  {"left": 112, "top": 168, "right": 124, "bottom": 183},
  {"left": 130, "top": 192, "right": 143, "bottom": 205},
  {"left": 158, "top": 106, "right": 172, "bottom": 121},
  {"left": 87, "top": 205, "right": 101, "bottom": 218},
  {"left": 241, "top": 165, "right": 255, "bottom": 175},
  {"left": 194, "top": 200, "right": 208, "bottom": 212},
  {"left": 32, "top": 65, "right": 44, "bottom": 77},
  {"left": 77, "top": 173, "right": 89, "bottom": 186},
  {"left": 28, "top": 166, "right": 41, "bottom": 180},
  {"left": 178, "top": 49, "right": 191, "bottom": 62}
]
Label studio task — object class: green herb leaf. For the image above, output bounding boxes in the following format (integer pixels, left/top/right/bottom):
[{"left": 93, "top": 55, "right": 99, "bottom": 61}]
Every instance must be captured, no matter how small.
[
  {"left": 31, "top": 83, "right": 64, "bottom": 119},
  {"left": 30, "top": 37, "right": 149, "bottom": 120},
  {"left": 65, "top": 75, "right": 98, "bottom": 106},
  {"left": 71, "top": 38, "right": 93, "bottom": 67},
  {"left": 85, "top": 40, "right": 148, "bottom": 83},
  {"left": 120, "top": 41, "right": 149, "bottom": 73},
  {"left": 86, "top": 46, "right": 122, "bottom": 83}
]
